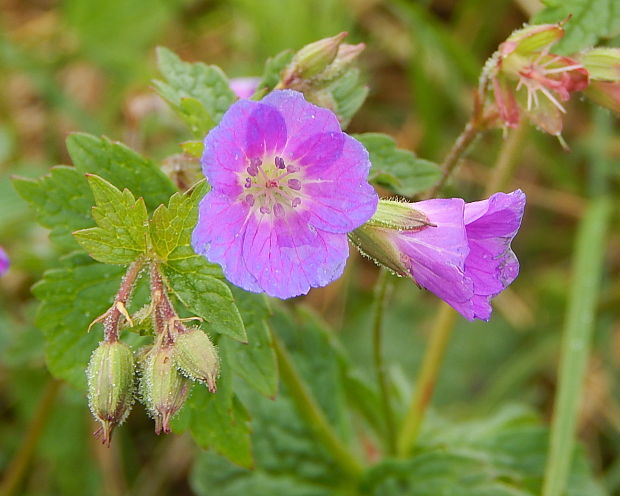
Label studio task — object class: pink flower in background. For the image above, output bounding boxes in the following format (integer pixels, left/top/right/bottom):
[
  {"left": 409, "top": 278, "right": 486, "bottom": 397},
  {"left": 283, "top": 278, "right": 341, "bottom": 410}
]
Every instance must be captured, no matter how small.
[
  {"left": 229, "top": 77, "right": 261, "bottom": 99},
  {"left": 489, "top": 24, "right": 588, "bottom": 135},
  {"left": 351, "top": 191, "right": 525, "bottom": 320},
  {"left": 192, "top": 90, "right": 378, "bottom": 298},
  {"left": 0, "top": 247, "right": 9, "bottom": 275}
]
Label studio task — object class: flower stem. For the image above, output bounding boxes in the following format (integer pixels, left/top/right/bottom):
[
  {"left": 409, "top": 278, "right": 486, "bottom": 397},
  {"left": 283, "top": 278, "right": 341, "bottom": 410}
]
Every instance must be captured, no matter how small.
[
  {"left": 372, "top": 269, "right": 397, "bottom": 454},
  {"left": 0, "top": 379, "right": 62, "bottom": 496},
  {"left": 396, "top": 302, "right": 456, "bottom": 457},
  {"left": 104, "top": 258, "right": 145, "bottom": 342},
  {"left": 486, "top": 121, "right": 528, "bottom": 195},
  {"left": 272, "top": 331, "right": 364, "bottom": 480}
]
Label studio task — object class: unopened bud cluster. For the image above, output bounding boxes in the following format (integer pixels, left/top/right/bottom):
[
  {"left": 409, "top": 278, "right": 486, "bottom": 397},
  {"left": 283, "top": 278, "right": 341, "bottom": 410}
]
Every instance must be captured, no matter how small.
[{"left": 85, "top": 263, "right": 220, "bottom": 444}]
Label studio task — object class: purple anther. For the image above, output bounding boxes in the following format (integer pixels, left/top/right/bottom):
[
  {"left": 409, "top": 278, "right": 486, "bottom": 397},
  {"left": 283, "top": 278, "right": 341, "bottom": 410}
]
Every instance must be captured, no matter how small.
[
  {"left": 286, "top": 163, "right": 300, "bottom": 173},
  {"left": 273, "top": 203, "right": 285, "bottom": 218},
  {"left": 245, "top": 194, "right": 255, "bottom": 206},
  {"left": 275, "top": 156, "right": 286, "bottom": 169},
  {"left": 291, "top": 197, "right": 302, "bottom": 208},
  {"left": 244, "top": 177, "right": 252, "bottom": 188},
  {"left": 287, "top": 179, "right": 302, "bottom": 191},
  {"left": 260, "top": 205, "right": 271, "bottom": 214}
]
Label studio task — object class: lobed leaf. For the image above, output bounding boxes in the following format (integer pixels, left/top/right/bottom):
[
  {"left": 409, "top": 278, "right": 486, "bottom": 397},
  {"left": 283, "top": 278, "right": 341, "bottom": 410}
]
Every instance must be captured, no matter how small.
[
  {"left": 73, "top": 175, "right": 148, "bottom": 264},
  {"left": 355, "top": 133, "right": 441, "bottom": 197}
]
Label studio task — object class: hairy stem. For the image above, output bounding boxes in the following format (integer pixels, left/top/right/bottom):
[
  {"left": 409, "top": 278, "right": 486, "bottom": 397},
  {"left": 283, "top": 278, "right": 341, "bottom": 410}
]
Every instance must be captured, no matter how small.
[
  {"left": 272, "top": 332, "right": 364, "bottom": 480},
  {"left": 371, "top": 269, "right": 397, "bottom": 454},
  {"left": 0, "top": 379, "right": 62, "bottom": 496},
  {"left": 104, "top": 258, "right": 145, "bottom": 342},
  {"left": 397, "top": 303, "right": 456, "bottom": 457}
]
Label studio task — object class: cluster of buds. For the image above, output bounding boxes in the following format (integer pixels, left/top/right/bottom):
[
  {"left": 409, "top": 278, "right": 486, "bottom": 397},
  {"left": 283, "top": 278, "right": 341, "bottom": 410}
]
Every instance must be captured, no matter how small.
[
  {"left": 277, "top": 32, "right": 366, "bottom": 123},
  {"left": 85, "top": 260, "right": 219, "bottom": 444},
  {"left": 482, "top": 20, "right": 620, "bottom": 140}
]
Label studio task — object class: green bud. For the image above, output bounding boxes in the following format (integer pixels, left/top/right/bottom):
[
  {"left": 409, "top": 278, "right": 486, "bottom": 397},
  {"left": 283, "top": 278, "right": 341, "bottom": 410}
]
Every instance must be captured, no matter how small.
[
  {"left": 141, "top": 345, "right": 191, "bottom": 434},
  {"left": 348, "top": 200, "right": 431, "bottom": 277},
  {"left": 173, "top": 328, "right": 219, "bottom": 392},
  {"left": 578, "top": 47, "right": 620, "bottom": 82},
  {"left": 284, "top": 32, "right": 347, "bottom": 81},
  {"left": 86, "top": 340, "right": 135, "bottom": 446}
]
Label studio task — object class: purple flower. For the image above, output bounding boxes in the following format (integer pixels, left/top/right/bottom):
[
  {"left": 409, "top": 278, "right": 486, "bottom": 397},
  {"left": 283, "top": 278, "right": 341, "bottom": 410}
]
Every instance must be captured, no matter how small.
[
  {"left": 192, "top": 90, "right": 378, "bottom": 298},
  {"left": 0, "top": 247, "right": 9, "bottom": 275},
  {"left": 350, "top": 190, "right": 525, "bottom": 320},
  {"left": 229, "top": 77, "right": 261, "bottom": 99}
]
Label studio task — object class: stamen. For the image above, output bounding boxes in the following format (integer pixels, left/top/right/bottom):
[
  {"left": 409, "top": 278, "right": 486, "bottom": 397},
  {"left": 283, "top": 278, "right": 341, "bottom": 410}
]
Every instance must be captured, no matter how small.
[
  {"left": 244, "top": 177, "right": 252, "bottom": 188},
  {"left": 286, "top": 164, "right": 300, "bottom": 173},
  {"left": 539, "top": 86, "right": 566, "bottom": 113},
  {"left": 291, "top": 197, "right": 301, "bottom": 208},
  {"left": 273, "top": 203, "right": 285, "bottom": 218},
  {"left": 544, "top": 64, "right": 583, "bottom": 74},
  {"left": 288, "top": 179, "right": 301, "bottom": 190},
  {"left": 260, "top": 206, "right": 271, "bottom": 214},
  {"left": 274, "top": 156, "right": 286, "bottom": 169},
  {"left": 245, "top": 194, "right": 255, "bottom": 206},
  {"left": 247, "top": 166, "right": 258, "bottom": 177}
]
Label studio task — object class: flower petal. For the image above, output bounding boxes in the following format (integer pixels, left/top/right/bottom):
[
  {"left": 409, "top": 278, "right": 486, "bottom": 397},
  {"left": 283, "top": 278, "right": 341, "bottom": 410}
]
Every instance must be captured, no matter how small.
[
  {"left": 396, "top": 199, "right": 475, "bottom": 320},
  {"left": 302, "top": 134, "right": 378, "bottom": 233},
  {"left": 191, "top": 192, "right": 261, "bottom": 293},
  {"left": 241, "top": 210, "right": 348, "bottom": 298}
]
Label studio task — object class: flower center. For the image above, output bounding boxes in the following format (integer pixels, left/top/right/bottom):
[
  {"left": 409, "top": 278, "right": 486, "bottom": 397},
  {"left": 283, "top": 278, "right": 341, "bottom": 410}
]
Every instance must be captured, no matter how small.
[{"left": 240, "top": 155, "right": 303, "bottom": 217}]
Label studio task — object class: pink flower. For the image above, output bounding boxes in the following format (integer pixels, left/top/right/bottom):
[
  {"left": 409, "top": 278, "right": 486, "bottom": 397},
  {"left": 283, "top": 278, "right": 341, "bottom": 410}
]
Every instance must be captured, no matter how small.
[
  {"left": 488, "top": 24, "right": 588, "bottom": 135},
  {"left": 350, "top": 191, "right": 526, "bottom": 321},
  {"left": 0, "top": 247, "right": 9, "bottom": 275},
  {"left": 229, "top": 77, "right": 261, "bottom": 99},
  {"left": 192, "top": 90, "right": 378, "bottom": 298}
]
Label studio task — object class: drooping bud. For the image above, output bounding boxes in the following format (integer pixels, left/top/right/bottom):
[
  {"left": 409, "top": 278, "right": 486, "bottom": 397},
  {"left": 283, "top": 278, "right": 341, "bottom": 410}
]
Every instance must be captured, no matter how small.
[
  {"left": 86, "top": 340, "right": 135, "bottom": 446},
  {"left": 282, "top": 32, "right": 347, "bottom": 83},
  {"left": 141, "top": 345, "right": 191, "bottom": 434},
  {"left": 348, "top": 200, "right": 431, "bottom": 277},
  {"left": 173, "top": 328, "right": 219, "bottom": 392}
]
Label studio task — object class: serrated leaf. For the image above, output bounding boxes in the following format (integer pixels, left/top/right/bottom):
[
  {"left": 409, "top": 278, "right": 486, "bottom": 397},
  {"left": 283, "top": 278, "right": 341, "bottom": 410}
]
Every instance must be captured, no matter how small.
[
  {"left": 73, "top": 175, "right": 148, "bottom": 264},
  {"left": 355, "top": 133, "right": 441, "bottom": 197},
  {"left": 258, "top": 50, "right": 294, "bottom": 93},
  {"left": 154, "top": 47, "right": 235, "bottom": 136},
  {"left": 223, "top": 288, "right": 278, "bottom": 398},
  {"left": 12, "top": 166, "right": 94, "bottom": 249},
  {"left": 534, "top": 0, "right": 620, "bottom": 54},
  {"left": 66, "top": 133, "right": 176, "bottom": 210},
  {"left": 162, "top": 258, "right": 246, "bottom": 343},
  {"left": 174, "top": 356, "right": 253, "bottom": 468},
  {"left": 149, "top": 181, "right": 208, "bottom": 261}
]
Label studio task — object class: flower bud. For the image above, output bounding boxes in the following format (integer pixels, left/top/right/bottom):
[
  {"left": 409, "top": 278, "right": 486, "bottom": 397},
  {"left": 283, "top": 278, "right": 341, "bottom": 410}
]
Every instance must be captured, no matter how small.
[
  {"left": 283, "top": 32, "right": 347, "bottom": 81},
  {"left": 173, "top": 328, "right": 219, "bottom": 392},
  {"left": 348, "top": 200, "right": 431, "bottom": 277},
  {"left": 577, "top": 48, "right": 620, "bottom": 113},
  {"left": 141, "top": 345, "right": 191, "bottom": 434},
  {"left": 86, "top": 340, "right": 135, "bottom": 446}
]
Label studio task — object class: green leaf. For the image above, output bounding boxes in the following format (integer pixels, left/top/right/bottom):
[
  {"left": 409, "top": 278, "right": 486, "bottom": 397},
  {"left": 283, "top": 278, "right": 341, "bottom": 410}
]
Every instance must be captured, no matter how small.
[
  {"left": 154, "top": 47, "right": 236, "bottom": 136},
  {"left": 258, "top": 50, "right": 294, "bottom": 93},
  {"left": 32, "top": 257, "right": 125, "bottom": 389},
  {"left": 361, "top": 406, "right": 606, "bottom": 496},
  {"left": 12, "top": 166, "right": 94, "bottom": 250},
  {"left": 355, "top": 133, "right": 441, "bottom": 197},
  {"left": 149, "top": 181, "right": 208, "bottom": 262},
  {"left": 327, "top": 68, "right": 368, "bottom": 128},
  {"left": 534, "top": 0, "right": 620, "bottom": 54},
  {"left": 223, "top": 289, "right": 278, "bottom": 398},
  {"left": 66, "top": 133, "right": 176, "bottom": 210},
  {"left": 174, "top": 356, "right": 253, "bottom": 468},
  {"left": 73, "top": 175, "right": 148, "bottom": 264},
  {"left": 162, "top": 257, "right": 246, "bottom": 343}
]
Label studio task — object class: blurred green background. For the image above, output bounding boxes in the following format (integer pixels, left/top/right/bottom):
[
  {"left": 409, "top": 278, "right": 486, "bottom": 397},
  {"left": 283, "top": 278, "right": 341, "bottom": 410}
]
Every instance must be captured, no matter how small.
[{"left": 1, "top": 0, "right": 620, "bottom": 495}]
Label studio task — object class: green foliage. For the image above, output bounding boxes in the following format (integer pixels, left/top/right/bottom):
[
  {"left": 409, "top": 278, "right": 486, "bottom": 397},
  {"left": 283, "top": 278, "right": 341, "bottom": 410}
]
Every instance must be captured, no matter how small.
[
  {"left": 326, "top": 69, "right": 368, "bottom": 128},
  {"left": 535, "top": 0, "right": 620, "bottom": 53},
  {"left": 355, "top": 133, "right": 441, "bottom": 197},
  {"left": 12, "top": 167, "right": 93, "bottom": 250},
  {"left": 66, "top": 133, "right": 176, "bottom": 210},
  {"left": 258, "top": 50, "right": 294, "bottom": 93},
  {"left": 73, "top": 175, "right": 148, "bottom": 264},
  {"left": 154, "top": 47, "right": 236, "bottom": 136}
]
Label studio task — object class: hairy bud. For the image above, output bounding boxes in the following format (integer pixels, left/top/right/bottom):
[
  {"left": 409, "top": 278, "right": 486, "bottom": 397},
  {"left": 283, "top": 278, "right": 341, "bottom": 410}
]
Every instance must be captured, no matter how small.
[
  {"left": 173, "top": 328, "right": 219, "bottom": 392},
  {"left": 86, "top": 340, "right": 135, "bottom": 446},
  {"left": 283, "top": 32, "right": 347, "bottom": 83},
  {"left": 141, "top": 345, "right": 191, "bottom": 434}
]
